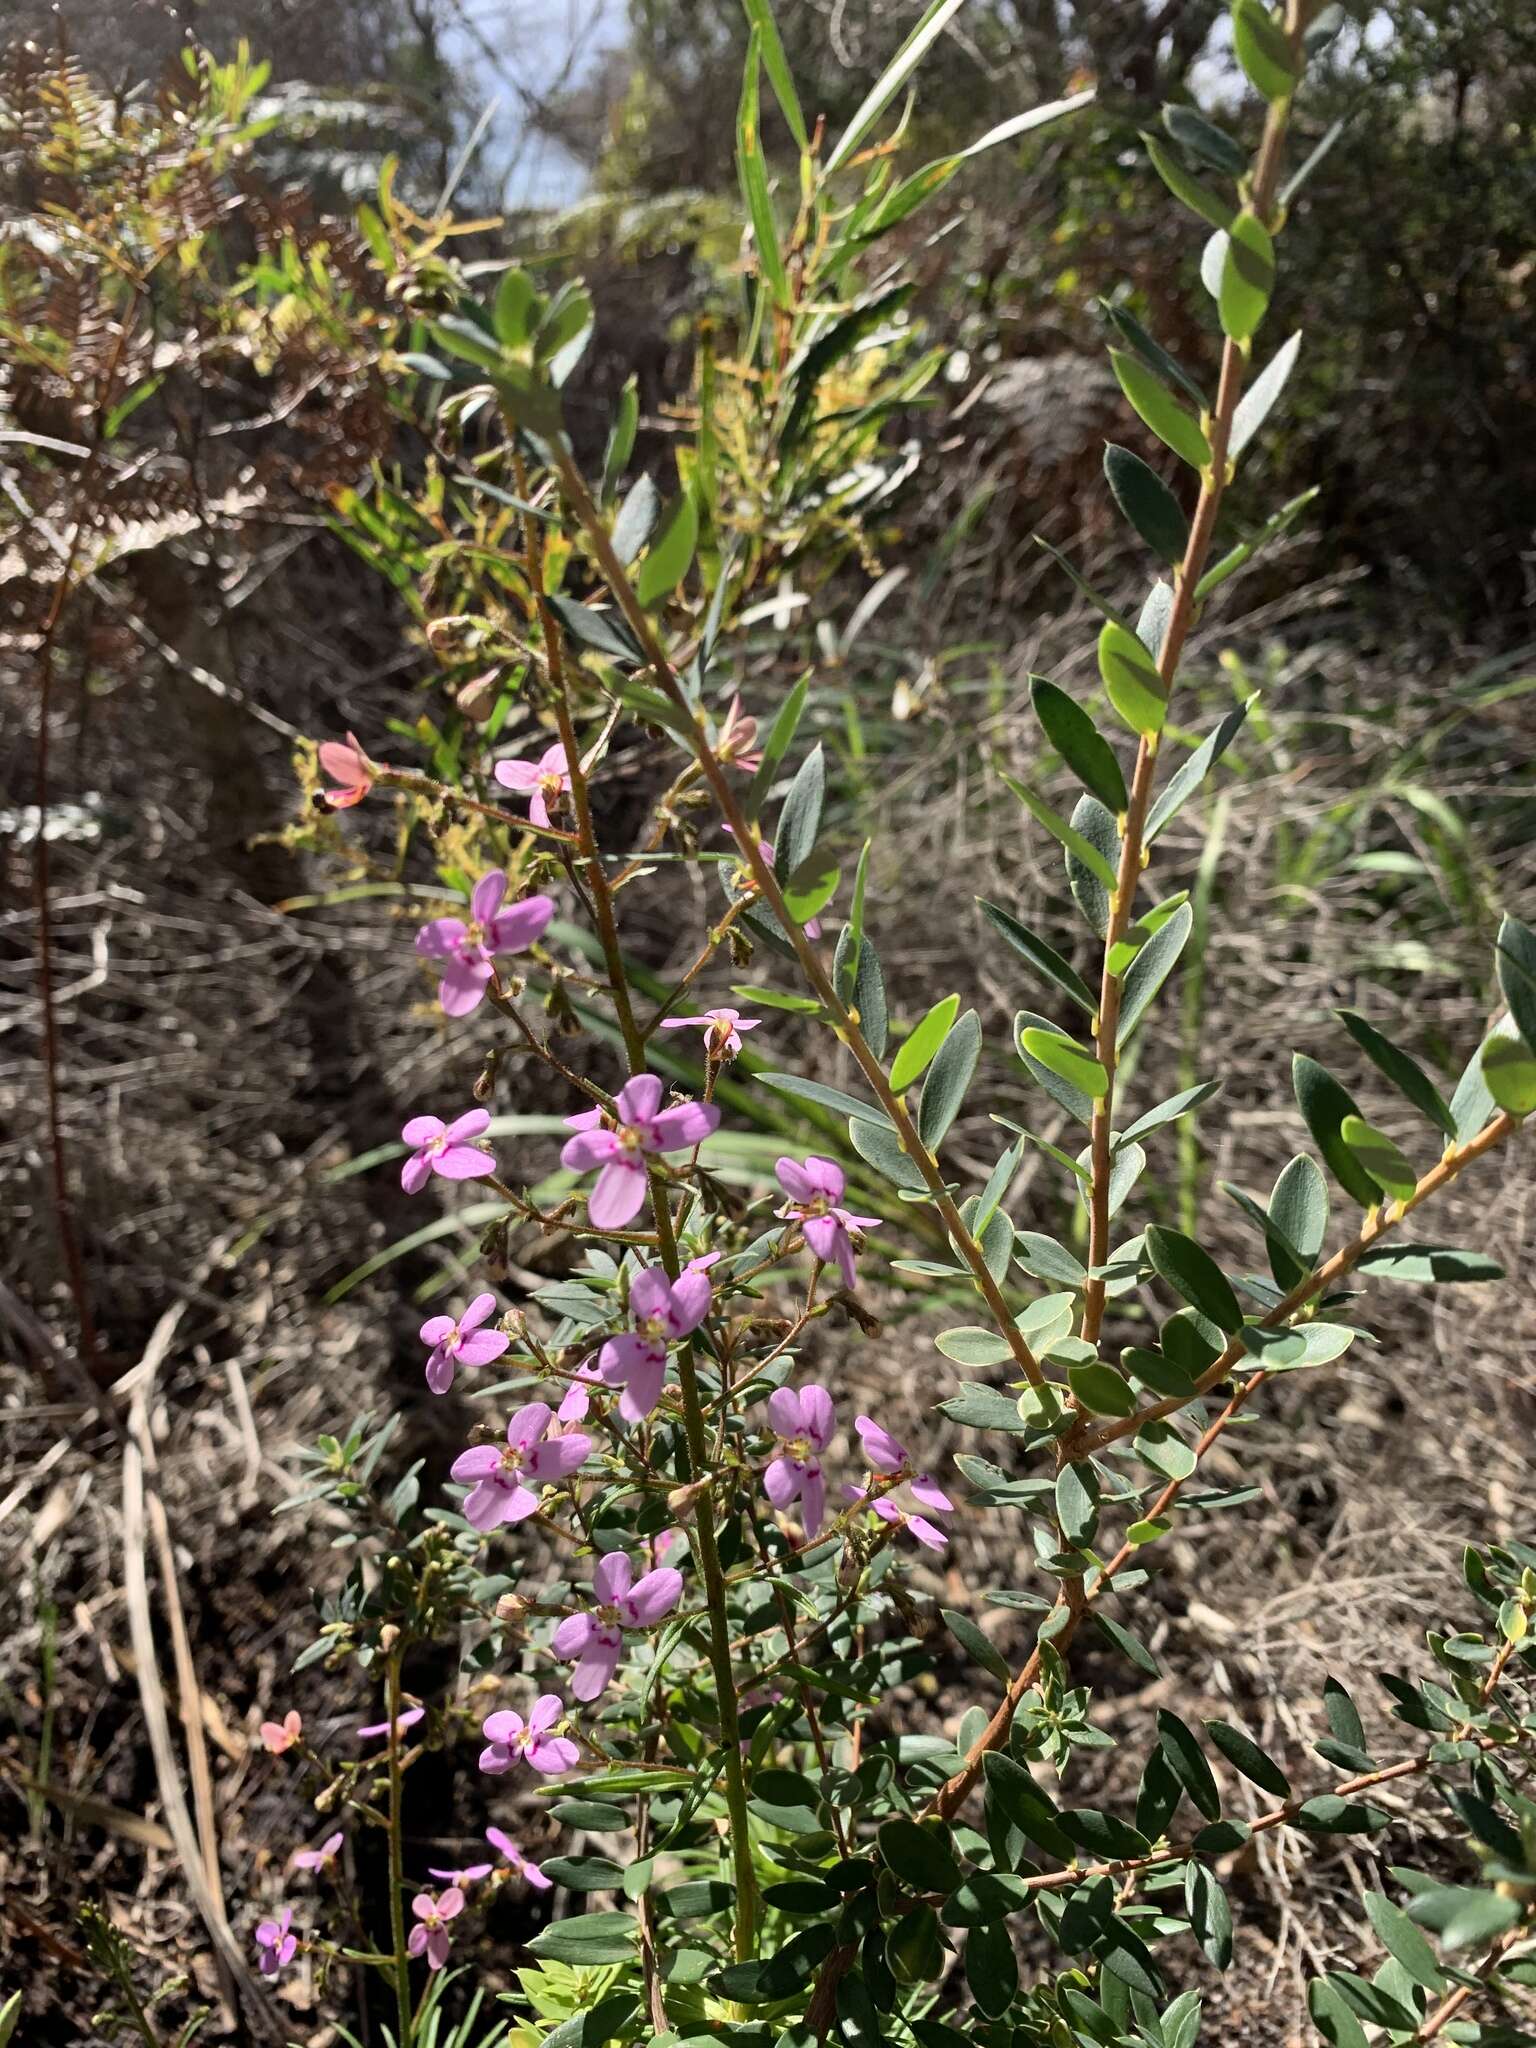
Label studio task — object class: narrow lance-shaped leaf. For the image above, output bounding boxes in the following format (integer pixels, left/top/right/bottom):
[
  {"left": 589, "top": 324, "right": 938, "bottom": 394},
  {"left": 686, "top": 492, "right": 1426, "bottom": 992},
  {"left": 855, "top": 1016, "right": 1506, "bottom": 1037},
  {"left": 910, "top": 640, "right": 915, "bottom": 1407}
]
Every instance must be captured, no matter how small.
[
  {"left": 1145, "top": 1223, "right": 1244, "bottom": 1334},
  {"left": 1233, "top": 0, "right": 1299, "bottom": 103},
  {"left": 1162, "top": 103, "right": 1247, "bottom": 176},
  {"left": 1099, "top": 300, "right": 1208, "bottom": 410},
  {"left": 1336, "top": 1009, "right": 1456, "bottom": 1137},
  {"left": 1340, "top": 1116, "right": 1417, "bottom": 1202},
  {"left": 1031, "top": 676, "right": 1128, "bottom": 813},
  {"left": 978, "top": 899, "right": 1096, "bottom": 1014},
  {"left": 1219, "top": 210, "right": 1277, "bottom": 344},
  {"left": 1001, "top": 771, "right": 1119, "bottom": 890},
  {"left": 1021, "top": 1026, "right": 1109, "bottom": 1102},
  {"left": 1495, "top": 912, "right": 1536, "bottom": 1049},
  {"left": 918, "top": 1010, "right": 982, "bottom": 1150},
  {"left": 634, "top": 489, "right": 699, "bottom": 607},
  {"left": 1110, "top": 349, "right": 1212, "bottom": 470},
  {"left": 775, "top": 743, "right": 825, "bottom": 876},
  {"left": 737, "top": 31, "right": 792, "bottom": 307},
  {"left": 741, "top": 0, "right": 808, "bottom": 148},
  {"left": 1104, "top": 444, "right": 1190, "bottom": 563},
  {"left": 1145, "top": 698, "right": 1253, "bottom": 841},
  {"left": 1230, "top": 330, "right": 1301, "bottom": 458},
  {"left": 823, "top": 0, "right": 966, "bottom": 174},
  {"left": 1142, "top": 131, "right": 1233, "bottom": 232},
  {"left": 1293, "top": 1054, "right": 1382, "bottom": 1207},
  {"left": 1117, "top": 900, "right": 1193, "bottom": 1047}
]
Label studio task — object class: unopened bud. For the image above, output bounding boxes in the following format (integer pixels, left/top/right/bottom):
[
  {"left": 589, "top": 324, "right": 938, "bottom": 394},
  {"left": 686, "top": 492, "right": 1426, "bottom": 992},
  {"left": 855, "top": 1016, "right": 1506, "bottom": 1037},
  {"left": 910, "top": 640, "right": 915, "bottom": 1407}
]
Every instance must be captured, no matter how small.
[
  {"left": 473, "top": 1048, "right": 501, "bottom": 1103},
  {"left": 379, "top": 1624, "right": 400, "bottom": 1652},
  {"left": 495, "top": 1592, "right": 529, "bottom": 1626},
  {"left": 314, "top": 1777, "right": 345, "bottom": 1815}
]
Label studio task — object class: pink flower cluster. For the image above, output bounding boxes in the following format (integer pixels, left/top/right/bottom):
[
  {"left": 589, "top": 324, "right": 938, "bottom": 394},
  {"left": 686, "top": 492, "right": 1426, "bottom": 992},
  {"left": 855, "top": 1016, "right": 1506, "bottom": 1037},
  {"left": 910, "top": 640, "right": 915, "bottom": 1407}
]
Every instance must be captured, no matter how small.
[{"left": 762, "top": 1383, "right": 953, "bottom": 1549}]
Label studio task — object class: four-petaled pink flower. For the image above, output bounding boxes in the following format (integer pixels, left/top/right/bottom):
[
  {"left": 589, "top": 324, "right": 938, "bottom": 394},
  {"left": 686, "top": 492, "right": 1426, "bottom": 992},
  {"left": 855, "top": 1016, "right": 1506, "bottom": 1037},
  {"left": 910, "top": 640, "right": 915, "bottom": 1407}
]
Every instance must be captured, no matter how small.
[
  {"left": 480, "top": 1694, "right": 580, "bottom": 1777},
  {"left": 775, "top": 1156, "right": 882, "bottom": 1290},
  {"left": 415, "top": 870, "right": 555, "bottom": 1018},
  {"left": 401, "top": 1109, "right": 496, "bottom": 1193},
  {"left": 597, "top": 1263, "right": 713, "bottom": 1423},
  {"left": 552, "top": 1550, "right": 685, "bottom": 1700},
  {"left": 854, "top": 1417, "right": 954, "bottom": 1520},
  {"left": 319, "top": 732, "right": 373, "bottom": 808},
  {"left": 260, "top": 1710, "right": 302, "bottom": 1755},
  {"left": 486, "top": 1825, "right": 552, "bottom": 1890},
  {"left": 255, "top": 1906, "right": 297, "bottom": 1976},
  {"left": 659, "top": 1006, "right": 761, "bottom": 1061},
  {"left": 291, "top": 1831, "right": 343, "bottom": 1875},
  {"left": 763, "top": 1384, "right": 837, "bottom": 1539},
  {"left": 407, "top": 1887, "right": 463, "bottom": 1970},
  {"left": 450, "top": 1404, "right": 591, "bottom": 1530},
  {"left": 357, "top": 1706, "right": 425, "bottom": 1741},
  {"left": 844, "top": 1480, "right": 950, "bottom": 1552},
  {"left": 560, "top": 1075, "right": 720, "bottom": 1230},
  {"left": 420, "top": 1292, "right": 509, "bottom": 1395},
  {"left": 495, "top": 742, "right": 571, "bottom": 828}
]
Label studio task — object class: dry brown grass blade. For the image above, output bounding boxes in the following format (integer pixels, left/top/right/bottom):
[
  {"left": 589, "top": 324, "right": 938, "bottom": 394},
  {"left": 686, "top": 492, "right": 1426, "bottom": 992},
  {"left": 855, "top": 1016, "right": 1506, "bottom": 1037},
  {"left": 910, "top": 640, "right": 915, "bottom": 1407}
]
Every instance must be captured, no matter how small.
[{"left": 6, "top": 1766, "right": 175, "bottom": 1852}]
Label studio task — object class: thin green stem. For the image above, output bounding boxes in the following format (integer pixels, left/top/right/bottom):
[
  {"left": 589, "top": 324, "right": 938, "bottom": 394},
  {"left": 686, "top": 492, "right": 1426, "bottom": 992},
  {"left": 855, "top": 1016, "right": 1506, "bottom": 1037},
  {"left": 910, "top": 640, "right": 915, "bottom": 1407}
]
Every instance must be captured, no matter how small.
[{"left": 385, "top": 1644, "right": 413, "bottom": 2048}]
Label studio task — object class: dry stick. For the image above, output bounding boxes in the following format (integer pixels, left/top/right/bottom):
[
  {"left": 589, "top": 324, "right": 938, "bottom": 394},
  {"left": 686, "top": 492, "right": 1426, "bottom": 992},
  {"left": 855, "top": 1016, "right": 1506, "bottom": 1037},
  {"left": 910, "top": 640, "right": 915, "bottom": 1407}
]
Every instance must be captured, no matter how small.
[
  {"left": 550, "top": 447, "right": 1044, "bottom": 1393},
  {"left": 1080, "top": 23, "right": 1302, "bottom": 1350},
  {"left": 509, "top": 448, "right": 761, "bottom": 1965}
]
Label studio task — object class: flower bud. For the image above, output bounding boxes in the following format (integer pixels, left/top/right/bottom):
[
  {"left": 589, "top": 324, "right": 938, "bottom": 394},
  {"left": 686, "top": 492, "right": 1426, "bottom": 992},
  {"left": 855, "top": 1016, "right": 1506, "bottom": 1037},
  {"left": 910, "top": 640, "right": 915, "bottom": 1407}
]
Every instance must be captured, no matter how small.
[
  {"left": 379, "top": 1624, "right": 400, "bottom": 1652},
  {"left": 495, "top": 1592, "right": 529, "bottom": 1626},
  {"left": 667, "top": 1477, "right": 711, "bottom": 1521},
  {"left": 457, "top": 669, "right": 500, "bottom": 723}
]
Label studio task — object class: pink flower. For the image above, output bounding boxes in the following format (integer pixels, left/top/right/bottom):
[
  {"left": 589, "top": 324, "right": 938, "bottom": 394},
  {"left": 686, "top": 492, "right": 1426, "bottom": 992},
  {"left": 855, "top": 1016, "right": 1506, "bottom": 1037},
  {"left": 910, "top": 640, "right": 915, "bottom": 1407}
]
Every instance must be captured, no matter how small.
[
  {"left": 494, "top": 742, "right": 572, "bottom": 829},
  {"left": 450, "top": 1404, "right": 591, "bottom": 1530},
  {"left": 480, "top": 1694, "right": 580, "bottom": 1777},
  {"left": 854, "top": 1416, "right": 953, "bottom": 1519},
  {"left": 415, "top": 869, "right": 555, "bottom": 1018},
  {"left": 556, "top": 1361, "right": 603, "bottom": 1424},
  {"left": 716, "top": 694, "right": 762, "bottom": 772},
  {"left": 290, "top": 1831, "right": 343, "bottom": 1875},
  {"left": 407, "top": 1887, "right": 463, "bottom": 1970},
  {"left": 319, "top": 732, "right": 373, "bottom": 808},
  {"left": 775, "top": 1156, "right": 882, "bottom": 1290},
  {"left": 485, "top": 1825, "right": 552, "bottom": 1890},
  {"left": 552, "top": 1550, "right": 685, "bottom": 1700},
  {"left": 255, "top": 1905, "right": 297, "bottom": 1976},
  {"left": 260, "top": 1710, "right": 302, "bottom": 1755},
  {"left": 428, "top": 1857, "right": 494, "bottom": 1886},
  {"left": 845, "top": 1482, "right": 950, "bottom": 1552},
  {"left": 659, "top": 1007, "right": 761, "bottom": 1061},
  {"left": 400, "top": 1108, "right": 496, "bottom": 1193},
  {"left": 559, "top": 1075, "right": 720, "bottom": 1230},
  {"left": 763, "top": 1384, "right": 836, "bottom": 1538},
  {"left": 597, "top": 1263, "right": 713, "bottom": 1423},
  {"left": 357, "top": 1706, "right": 425, "bottom": 1741},
  {"left": 420, "top": 1292, "right": 510, "bottom": 1395}
]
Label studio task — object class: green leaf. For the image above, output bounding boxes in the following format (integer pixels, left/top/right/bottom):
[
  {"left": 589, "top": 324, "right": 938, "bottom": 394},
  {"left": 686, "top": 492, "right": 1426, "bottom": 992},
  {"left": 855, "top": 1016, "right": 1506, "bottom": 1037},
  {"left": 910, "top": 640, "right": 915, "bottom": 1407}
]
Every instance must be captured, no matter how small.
[
  {"left": 1021, "top": 1027, "right": 1108, "bottom": 1101},
  {"left": 1015, "top": 1013, "right": 1095, "bottom": 1123},
  {"left": 1336, "top": 1010, "right": 1455, "bottom": 1137},
  {"left": 1219, "top": 210, "right": 1277, "bottom": 344},
  {"left": 1099, "top": 300, "right": 1208, "bottom": 410},
  {"left": 1109, "top": 350, "right": 1212, "bottom": 469},
  {"left": 782, "top": 844, "right": 841, "bottom": 925},
  {"left": 1308, "top": 1977, "right": 1371, "bottom": 2048},
  {"left": 941, "top": 1871, "right": 1032, "bottom": 1928},
  {"left": 876, "top": 1816, "right": 962, "bottom": 1895},
  {"left": 540, "top": 1855, "right": 626, "bottom": 1892},
  {"left": 1142, "top": 132, "right": 1234, "bottom": 232},
  {"left": 942, "top": 1607, "right": 1012, "bottom": 1684},
  {"left": 1355, "top": 1243, "right": 1504, "bottom": 1283},
  {"left": 1162, "top": 103, "right": 1247, "bottom": 176},
  {"left": 744, "top": 670, "right": 809, "bottom": 820},
  {"left": 737, "top": 31, "right": 791, "bottom": 307},
  {"left": 1030, "top": 677, "right": 1128, "bottom": 812},
  {"left": 1056, "top": 1461, "right": 1099, "bottom": 1548},
  {"left": 1185, "top": 1862, "right": 1232, "bottom": 1969},
  {"left": 1098, "top": 620, "right": 1168, "bottom": 737},
  {"left": 1205, "top": 1720, "right": 1290, "bottom": 1798},
  {"left": 1069, "top": 1361, "right": 1138, "bottom": 1417},
  {"left": 1145, "top": 1224, "right": 1243, "bottom": 1333},
  {"left": 1322, "top": 1676, "right": 1365, "bottom": 1752},
  {"left": 1196, "top": 487, "right": 1318, "bottom": 598},
  {"left": 919, "top": 1010, "right": 982, "bottom": 1149},
  {"left": 757, "top": 1069, "right": 895, "bottom": 1131},
  {"left": 979, "top": 899, "right": 1096, "bottom": 1014},
  {"left": 546, "top": 593, "right": 644, "bottom": 669},
  {"left": 526, "top": 1910, "right": 637, "bottom": 1964},
  {"left": 838, "top": 925, "right": 889, "bottom": 1059},
  {"left": 1117, "top": 900, "right": 1193, "bottom": 1046},
  {"left": 1233, "top": 0, "right": 1299, "bottom": 102},
  {"left": 1145, "top": 698, "right": 1252, "bottom": 842},
  {"left": 635, "top": 489, "right": 698, "bottom": 607},
  {"left": 1295, "top": 1796, "right": 1391, "bottom": 1835},
  {"left": 1293, "top": 1054, "right": 1382, "bottom": 1207},
  {"left": 741, "top": 0, "right": 808, "bottom": 147},
  {"left": 1230, "top": 331, "right": 1301, "bottom": 458},
  {"left": 1158, "top": 1710, "right": 1222, "bottom": 1821},
  {"left": 964, "top": 1916, "right": 1018, "bottom": 2018},
  {"left": 823, "top": 0, "right": 966, "bottom": 173},
  {"left": 1066, "top": 795, "right": 1118, "bottom": 938},
  {"left": 1484, "top": 1031, "right": 1536, "bottom": 1113},
  {"left": 1496, "top": 912, "right": 1536, "bottom": 1049},
  {"left": 935, "top": 1327, "right": 1015, "bottom": 1367},
  {"left": 1104, "top": 444, "right": 1190, "bottom": 563},
  {"left": 600, "top": 376, "right": 639, "bottom": 503},
  {"left": 1268, "top": 1152, "right": 1329, "bottom": 1284},
  {"left": 1339, "top": 1116, "right": 1417, "bottom": 1201},
  {"left": 775, "top": 744, "right": 826, "bottom": 876},
  {"left": 938, "top": 1385, "right": 1035, "bottom": 1434},
  {"left": 1119, "top": 1079, "right": 1222, "bottom": 1146},
  {"left": 849, "top": 1114, "right": 925, "bottom": 1191},
  {"left": 1362, "top": 1893, "right": 1446, "bottom": 1991},
  {"left": 1001, "top": 771, "right": 1119, "bottom": 888},
  {"left": 890, "top": 993, "right": 960, "bottom": 1092},
  {"left": 1095, "top": 1611, "right": 1161, "bottom": 1676}
]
